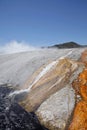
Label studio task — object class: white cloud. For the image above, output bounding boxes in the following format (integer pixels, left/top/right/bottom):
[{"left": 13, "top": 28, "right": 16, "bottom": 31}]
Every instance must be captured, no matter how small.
[{"left": 0, "top": 41, "right": 37, "bottom": 54}]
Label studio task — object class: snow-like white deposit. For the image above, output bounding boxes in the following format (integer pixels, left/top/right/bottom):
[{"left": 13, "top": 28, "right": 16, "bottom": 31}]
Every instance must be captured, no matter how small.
[
  {"left": 60, "top": 50, "right": 73, "bottom": 59},
  {"left": 0, "top": 48, "right": 85, "bottom": 88}
]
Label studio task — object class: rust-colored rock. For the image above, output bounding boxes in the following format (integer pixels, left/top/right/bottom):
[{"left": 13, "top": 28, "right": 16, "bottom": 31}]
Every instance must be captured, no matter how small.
[
  {"left": 69, "top": 50, "right": 87, "bottom": 130},
  {"left": 81, "top": 49, "right": 87, "bottom": 66},
  {"left": 72, "top": 69, "right": 87, "bottom": 94},
  {"left": 68, "top": 101, "right": 87, "bottom": 130},
  {"left": 80, "top": 85, "right": 87, "bottom": 101}
]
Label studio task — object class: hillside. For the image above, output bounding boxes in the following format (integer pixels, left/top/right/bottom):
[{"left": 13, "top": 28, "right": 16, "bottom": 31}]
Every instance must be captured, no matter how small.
[{"left": 49, "top": 41, "right": 82, "bottom": 49}]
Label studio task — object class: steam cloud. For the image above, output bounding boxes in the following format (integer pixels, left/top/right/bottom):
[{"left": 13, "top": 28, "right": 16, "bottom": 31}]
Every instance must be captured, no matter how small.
[{"left": 0, "top": 41, "right": 37, "bottom": 54}]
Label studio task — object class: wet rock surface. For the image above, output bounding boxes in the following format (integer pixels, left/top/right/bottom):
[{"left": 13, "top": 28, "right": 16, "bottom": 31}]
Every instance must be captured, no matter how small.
[
  {"left": 0, "top": 85, "right": 48, "bottom": 130},
  {"left": 17, "top": 58, "right": 84, "bottom": 130},
  {"left": 20, "top": 58, "right": 81, "bottom": 112}
]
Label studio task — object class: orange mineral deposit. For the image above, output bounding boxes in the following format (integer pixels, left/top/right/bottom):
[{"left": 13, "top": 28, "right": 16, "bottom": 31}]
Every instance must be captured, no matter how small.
[
  {"left": 69, "top": 50, "right": 87, "bottom": 130},
  {"left": 81, "top": 49, "right": 87, "bottom": 65},
  {"left": 80, "top": 85, "right": 87, "bottom": 101},
  {"left": 68, "top": 101, "right": 87, "bottom": 130}
]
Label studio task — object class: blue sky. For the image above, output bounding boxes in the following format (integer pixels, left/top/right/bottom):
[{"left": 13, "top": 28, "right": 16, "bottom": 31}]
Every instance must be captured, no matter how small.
[{"left": 0, "top": 0, "right": 87, "bottom": 46}]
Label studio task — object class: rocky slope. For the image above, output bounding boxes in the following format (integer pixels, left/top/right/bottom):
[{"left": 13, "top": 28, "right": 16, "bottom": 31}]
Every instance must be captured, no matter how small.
[
  {"left": 19, "top": 58, "right": 83, "bottom": 111},
  {"left": 48, "top": 42, "right": 82, "bottom": 49},
  {"left": 0, "top": 47, "right": 87, "bottom": 130}
]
